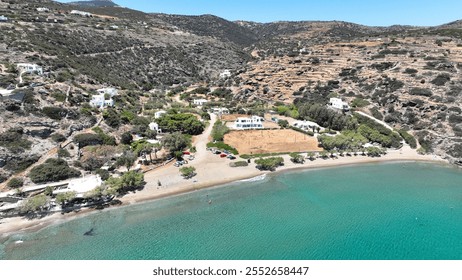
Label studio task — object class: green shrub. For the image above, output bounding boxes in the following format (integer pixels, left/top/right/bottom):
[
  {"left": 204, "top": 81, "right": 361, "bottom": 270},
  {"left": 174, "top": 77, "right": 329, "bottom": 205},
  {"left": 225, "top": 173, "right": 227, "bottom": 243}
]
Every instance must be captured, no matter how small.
[
  {"left": 255, "top": 157, "right": 284, "bottom": 171},
  {"left": 409, "top": 87, "right": 432, "bottom": 97},
  {"left": 211, "top": 120, "right": 230, "bottom": 141},
  {"left": 51, "top": 133, "right": 66, "bottom": 143},
  {"left": 0, "top": 128, "right": 32, "bottom": 152},
  {"left": 95, "top": 169, "right": 110, "bottom": 181},
  {"left": 57, "top": 148, "right": 71, "bottom": 158},
  {"left": 398, "top": 129, "right": 417, "bottom": 149},
  {"left": 7, "top": 177, "right": 24, "bottom": 189},
  {"left": 42, "top": 106, "right": 68, "bottom": 120},
  {"left": 29, "top": 158, "right": 81, "bottom": 184},
  {"left": 351, "top": 98, "right": 370, "bottom": 108},
  {"left": 207, "top": 142, "right": 238, "bottom": 155},
  {"left": 74, "top": 133, "right": 103, "bottom": 148},
  {"left": 431, "top": 73, "right": 451, "bottom": 86},
  {"left": 180, "top": 166, "right": 196, "bottom": 178},
  {"left": 106, "top": 171, "right": 145, "bottom": 195}
]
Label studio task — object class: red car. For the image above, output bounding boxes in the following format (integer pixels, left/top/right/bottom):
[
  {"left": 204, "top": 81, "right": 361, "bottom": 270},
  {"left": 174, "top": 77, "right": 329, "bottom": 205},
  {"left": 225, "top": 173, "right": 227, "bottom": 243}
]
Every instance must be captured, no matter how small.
[
  {"left": 220, "top": 153, "right": 227, "bottom": 158},
  {"left": 183, "top": 151, "right": 191, "bottom": 155}
]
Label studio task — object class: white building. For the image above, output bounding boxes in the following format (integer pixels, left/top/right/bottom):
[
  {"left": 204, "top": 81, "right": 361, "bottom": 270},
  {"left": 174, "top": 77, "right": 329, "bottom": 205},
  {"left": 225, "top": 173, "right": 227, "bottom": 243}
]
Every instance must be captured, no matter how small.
[
  {"left": 154, "top": 110, "right": 167, "bottom": 119},
  {"left": 149, "top": 122, "right": 162, "bottom": 134},
  {"left": 219, "top": 69, "right": 231, "bottom": 79},
  {"left": 328, "top": 98, "right": 350, "bottom": 111},
  {"left": 36, "top": 7, "right": 50, "bottom": 12},
  {"left": 0, "top": 15, "right": 8, "bottom": 22},
  {"left": 89, "top": 94, "right": 114, "bottom": 108},
  {"left": 211, "top": 107, "right": 230, "bottom": 115},
  {"left": 110, "top": 25, "right": 119, "bottom": 30},
  {"left": 97, "top": 87, "right": 118, "bottom": 97},
  {"left": 17, "top": 63, "right": 43, "bottom": 75},
  {"left": 233, "top": 116, "right": 264, "bottom": 130},
  {"left": 293, "top": 120, "right": 321, "bottom": 131},
  {"left": 193, "top": 99, "right": 208, "bottom": 106},
  {"left": 70, "top": 10, "right": 92, "bottom": 17}
]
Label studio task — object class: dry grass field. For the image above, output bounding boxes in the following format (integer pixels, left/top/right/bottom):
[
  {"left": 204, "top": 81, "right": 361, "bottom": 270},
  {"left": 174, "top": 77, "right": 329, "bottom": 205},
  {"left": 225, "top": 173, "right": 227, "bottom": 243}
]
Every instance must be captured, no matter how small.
[{"left": 224, "top": 129, "right": 323, "bottom": 155}]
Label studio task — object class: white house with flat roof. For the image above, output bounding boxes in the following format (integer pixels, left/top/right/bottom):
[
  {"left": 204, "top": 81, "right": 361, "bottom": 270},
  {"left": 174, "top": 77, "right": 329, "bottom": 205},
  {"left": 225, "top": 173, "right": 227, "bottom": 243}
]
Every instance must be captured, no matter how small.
[
  {"left": 154, "top": 110, "right": 167, "bottom": 119},
  {"left": 328, "top": 98, "right": 350, "bottom": 111},
  {"left": 36, "top": 7, "right": 50, "bottom": 12},
  {"left": 90, "top": 94, "right": 114, "bottom": 108},
  {"left": 17, "top": 63, "right": 43, "bottom": 75},
  {"left": 219, "top": 69, "right": 231, "bottom": 79},
  {"left": 293, "top": 120, "right": 321, "bottom": 131},
  {"left": 70, "top": 10, "right": 92, "bottom": 17},
  {"left": 193, "top": 99, "right": 208, "bottom": 106},
  {"left": 149, "top": 122, "right": 162, "bottom": 134},
  {"left": 233, "top": 116, "right": 264, "bottom": 130},
  {"left": 0, "top": 15, "right": 8, "bottom": 22}
]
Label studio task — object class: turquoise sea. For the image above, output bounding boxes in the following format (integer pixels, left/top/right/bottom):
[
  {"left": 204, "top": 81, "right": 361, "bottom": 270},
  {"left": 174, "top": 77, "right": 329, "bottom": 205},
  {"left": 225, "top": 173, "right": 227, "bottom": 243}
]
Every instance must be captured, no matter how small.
[{"left": 1, "top": 162, "right": 462, "bottom": 260}]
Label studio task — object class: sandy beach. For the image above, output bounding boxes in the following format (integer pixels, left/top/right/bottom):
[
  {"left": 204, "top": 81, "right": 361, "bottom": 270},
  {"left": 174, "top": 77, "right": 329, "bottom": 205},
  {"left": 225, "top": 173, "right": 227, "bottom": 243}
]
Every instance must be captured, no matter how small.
[{"left": 0, "top": 113, "right": 448, "bottom": 237}]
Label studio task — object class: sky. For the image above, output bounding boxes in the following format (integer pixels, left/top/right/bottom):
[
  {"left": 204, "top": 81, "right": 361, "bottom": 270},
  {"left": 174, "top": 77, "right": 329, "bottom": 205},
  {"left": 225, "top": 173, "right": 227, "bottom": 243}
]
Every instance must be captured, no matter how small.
[{"left": 57, "top": 0, "right": 462, "bottom": 27}]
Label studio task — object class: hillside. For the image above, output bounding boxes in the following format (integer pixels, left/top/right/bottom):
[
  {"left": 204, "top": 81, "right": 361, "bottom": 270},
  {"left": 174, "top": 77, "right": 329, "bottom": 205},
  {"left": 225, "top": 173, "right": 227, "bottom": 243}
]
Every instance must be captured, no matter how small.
[
  {"left": 1, "top": 0, "right": 462, "bottom": 189},
  {"left": 67, "top": 0, "right": 119, "bottom": 7}
]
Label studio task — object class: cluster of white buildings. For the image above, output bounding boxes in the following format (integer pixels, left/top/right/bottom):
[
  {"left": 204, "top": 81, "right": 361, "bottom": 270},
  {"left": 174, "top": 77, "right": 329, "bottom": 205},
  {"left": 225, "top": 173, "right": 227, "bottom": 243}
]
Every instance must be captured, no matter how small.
[
  {"left": 193, "top": 99, "right": 208, "bottom": 106},
  {"left": 70, "top": 10, "right": 92, "bottom": 17},
  {"left": 328, "top": 98, "right": 350, "bottom": 112},
  {"left": 17, "top": 63, "right": 43, "bottom": 75},
  {"left": 233, "top": 116, "right": 264, "bottom": 130},
  {"left": 219, "top": 69, "right": 231, "bottom": 79},
  {"left": 36, "top": 7, "right": 50, "bottom": 12},
  {"left": 149, "top": 122, "right": 162, "bottom": 134},
  {"left": 89, "top": 88, "right": 118, "bottom": 108},
  {"left": 211, "top": 107, "right": 230, "bottom": 115}
]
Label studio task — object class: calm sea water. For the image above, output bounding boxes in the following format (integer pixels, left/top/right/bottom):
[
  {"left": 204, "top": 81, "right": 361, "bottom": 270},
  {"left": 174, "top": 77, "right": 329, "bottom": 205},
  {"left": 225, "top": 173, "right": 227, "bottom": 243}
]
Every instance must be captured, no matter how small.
[{"left": 1, "top": 162, "right": 462, "bottom": 260}]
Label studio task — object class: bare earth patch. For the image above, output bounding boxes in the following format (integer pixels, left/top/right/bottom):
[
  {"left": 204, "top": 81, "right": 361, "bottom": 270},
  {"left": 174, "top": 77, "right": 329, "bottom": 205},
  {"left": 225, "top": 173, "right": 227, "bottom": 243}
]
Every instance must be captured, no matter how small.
[{"left": 224, "top": 129, "right": 323, "bottom": 155}]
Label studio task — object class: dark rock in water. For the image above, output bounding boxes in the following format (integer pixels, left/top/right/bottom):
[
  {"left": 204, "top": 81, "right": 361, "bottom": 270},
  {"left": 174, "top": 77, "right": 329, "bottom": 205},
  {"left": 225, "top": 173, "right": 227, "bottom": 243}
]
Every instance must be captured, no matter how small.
[{"left": 84, "top": 228, "right": 95, "bottom": 236}]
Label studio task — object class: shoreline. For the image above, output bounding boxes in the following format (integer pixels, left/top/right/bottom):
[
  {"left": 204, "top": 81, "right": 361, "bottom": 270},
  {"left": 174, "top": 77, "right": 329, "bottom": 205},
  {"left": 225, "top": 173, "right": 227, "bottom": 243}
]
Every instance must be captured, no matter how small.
[{"left": 0, "top": 147, "right": 448, "bottom": 238}]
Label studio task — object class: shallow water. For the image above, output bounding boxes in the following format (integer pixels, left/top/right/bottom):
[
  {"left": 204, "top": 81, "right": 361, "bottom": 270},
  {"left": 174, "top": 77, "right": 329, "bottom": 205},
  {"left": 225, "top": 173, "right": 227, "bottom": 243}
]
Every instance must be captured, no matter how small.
[{"left": 1, "top": 162, "right": 462, "bottom": 260}]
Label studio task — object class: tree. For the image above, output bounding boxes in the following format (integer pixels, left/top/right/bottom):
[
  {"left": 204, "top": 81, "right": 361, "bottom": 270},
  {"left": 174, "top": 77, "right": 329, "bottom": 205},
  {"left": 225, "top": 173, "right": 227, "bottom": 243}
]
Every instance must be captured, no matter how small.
[
  {"left": 44, "top": 186, "right": 54, "bottom": 196},
  {"left": 21, "top": 194, "right": 50, "bottom": 213},
  {"left": 57, "top": 148, "right": 71, "bottom": 158},
  {"left": 289, "top": 152, "right": 304, "bottom": 164},
  {"left": 306, "top": 152, "right": 316, "bottom": 161},
  {"left": 55, "top": 191, "right": 77, "bottom": 206},
  {"left": 120, "top": 132, "right": 133, "bottom": 145},
  {"left": 161, "top": 132, "right": 190, "bottom": 154},
  {"left": 254, "top": 157, "right": 284, "bottom": 171},
  {"left": 366, "top": 146, "right": 384, "bottom": 157},
  {"left": 180, "top": 166, "right": 196, "bottom": 179},
  {"left": 7, "top": 177, "right": 24, "bottom": 189},
  {"left": 278, "top": 119, "right": 289, "bottom": 128},
  {"left": 106, "top": 171, "right": 145, "bottom": 195},
  {"left": 29, "top": 158, "right": 81, "bottom": 184},
  {"left": 116, "top": 150, "right": 137, "bottom": 171}
]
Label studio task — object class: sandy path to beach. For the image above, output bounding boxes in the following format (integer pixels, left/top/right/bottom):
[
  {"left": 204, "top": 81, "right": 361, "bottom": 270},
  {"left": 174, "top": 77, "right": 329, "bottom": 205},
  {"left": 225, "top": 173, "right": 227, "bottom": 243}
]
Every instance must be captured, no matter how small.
[{"left": 0, "top": 113, "right": 445, "bottom": 236}]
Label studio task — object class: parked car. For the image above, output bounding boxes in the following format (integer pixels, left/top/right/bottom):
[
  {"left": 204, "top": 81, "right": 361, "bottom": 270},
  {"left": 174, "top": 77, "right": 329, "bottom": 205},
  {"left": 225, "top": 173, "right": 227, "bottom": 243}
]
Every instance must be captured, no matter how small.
[
  {"left": 220, "top": 154, "right": 227, "bottom": 158},
  {"left": 214, "top": 150, "right": 221, "bottom": 155},
  {"left": 188, "top": 155, "right": 195, "bottom": 160},
  {"left": 227, "top": 155, "right": 236, "bottom": 160},
  {"left": 183, "top": 151, "right": 191, "bottom": 155}
]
